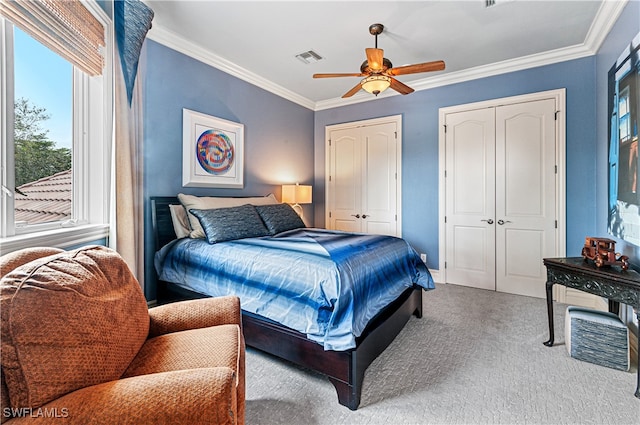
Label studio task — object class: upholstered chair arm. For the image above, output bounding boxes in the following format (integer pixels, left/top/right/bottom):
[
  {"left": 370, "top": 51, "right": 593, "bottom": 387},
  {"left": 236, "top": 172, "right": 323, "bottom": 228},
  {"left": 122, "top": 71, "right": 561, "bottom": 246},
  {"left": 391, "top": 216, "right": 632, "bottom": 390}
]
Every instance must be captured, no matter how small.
[
  {"left": 6, "top": 368, "right": 239, "bottom": 425},
  {"left": 148, "top": 296, "right": 241, "bottom": 338}
]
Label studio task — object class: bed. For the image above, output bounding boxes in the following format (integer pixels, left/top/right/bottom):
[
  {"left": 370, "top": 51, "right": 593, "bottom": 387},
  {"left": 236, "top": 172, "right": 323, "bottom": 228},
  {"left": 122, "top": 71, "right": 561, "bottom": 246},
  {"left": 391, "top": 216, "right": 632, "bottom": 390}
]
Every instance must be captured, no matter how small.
[{"left": 151, "top": 195, "right": 434, "bottom": 409}]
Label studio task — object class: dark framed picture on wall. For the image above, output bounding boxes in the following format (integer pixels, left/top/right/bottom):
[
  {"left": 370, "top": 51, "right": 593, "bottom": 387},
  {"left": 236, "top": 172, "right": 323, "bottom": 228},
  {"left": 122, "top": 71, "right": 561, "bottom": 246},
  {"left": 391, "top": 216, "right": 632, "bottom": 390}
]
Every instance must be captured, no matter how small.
[
  {"left": 608, "top": 31, "right": 639, "bottom": 247},
  {"left": 182, "top": 108, "right": 244, "bottom": 188}
]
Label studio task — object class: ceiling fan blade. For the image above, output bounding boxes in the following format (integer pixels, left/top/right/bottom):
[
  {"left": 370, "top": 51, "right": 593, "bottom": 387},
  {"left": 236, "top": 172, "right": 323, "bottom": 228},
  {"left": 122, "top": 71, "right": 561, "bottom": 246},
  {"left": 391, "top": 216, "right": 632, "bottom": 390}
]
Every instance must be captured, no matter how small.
[
  {"left": 389, "top": 77, "right": 414, "bottom": 95},
  {"left": 342, "top": 82, "right": 364, "bottom": 98},
  {"left": 387, "top": 60, "right": 445, "bottom": 76},
  {"left": 365, "top": 48, "right": 384, "bottom": 71},
  {"left": 313, "top": 73, "right": 365, "bottom": 78}
]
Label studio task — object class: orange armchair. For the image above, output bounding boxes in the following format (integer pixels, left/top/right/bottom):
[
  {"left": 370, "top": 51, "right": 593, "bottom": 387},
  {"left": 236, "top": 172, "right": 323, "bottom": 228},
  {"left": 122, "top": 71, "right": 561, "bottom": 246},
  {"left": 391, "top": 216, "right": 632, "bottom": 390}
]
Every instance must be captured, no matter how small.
[{"left": 0, "top": 246, "right": 245, "bottom": 424}]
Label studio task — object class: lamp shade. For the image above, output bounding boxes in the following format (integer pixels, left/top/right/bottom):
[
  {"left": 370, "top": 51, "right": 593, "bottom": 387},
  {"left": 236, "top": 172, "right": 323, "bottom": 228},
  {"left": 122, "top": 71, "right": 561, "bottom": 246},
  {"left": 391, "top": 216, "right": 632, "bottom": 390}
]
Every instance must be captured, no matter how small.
[
  {"left": 282, "top": 184, "right": 312, "bottom": 204},
  {"left": 361, "top": 75, "right": 391, "bottom": 96}
]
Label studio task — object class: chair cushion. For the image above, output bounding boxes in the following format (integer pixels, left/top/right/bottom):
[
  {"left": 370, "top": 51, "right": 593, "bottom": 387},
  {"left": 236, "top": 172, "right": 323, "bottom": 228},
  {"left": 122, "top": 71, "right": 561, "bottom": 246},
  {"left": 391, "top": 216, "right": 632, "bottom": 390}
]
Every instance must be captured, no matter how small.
[
  {"left": 0, "top": 247, "right": 64, "bottom": 421},
  {"left": 0, "top": 245, "right": 149, "bottom": 409},
  {"left": 0, "top": 247, "right": 64, "bottom": 278},
  {"left": 124, "top": 324, "right": 241, "bottom": 381}
]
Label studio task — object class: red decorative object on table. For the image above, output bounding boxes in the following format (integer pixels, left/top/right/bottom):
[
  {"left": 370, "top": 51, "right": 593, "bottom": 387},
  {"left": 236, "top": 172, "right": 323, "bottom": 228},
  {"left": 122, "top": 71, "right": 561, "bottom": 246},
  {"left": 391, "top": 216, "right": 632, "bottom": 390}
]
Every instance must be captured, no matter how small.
[{"left": 581, "top": 237, "right": 630, "bottom": 270}]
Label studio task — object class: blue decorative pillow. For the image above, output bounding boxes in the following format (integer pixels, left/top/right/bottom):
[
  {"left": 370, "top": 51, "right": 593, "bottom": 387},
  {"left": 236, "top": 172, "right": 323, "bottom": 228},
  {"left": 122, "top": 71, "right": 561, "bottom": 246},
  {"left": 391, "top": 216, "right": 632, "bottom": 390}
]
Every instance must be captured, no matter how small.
[
  {"left": 255, "top": 203, "right": 306, "bottom": 235},
  {"left": 189, "top": 205, "right": 269, "bottom": 244}
]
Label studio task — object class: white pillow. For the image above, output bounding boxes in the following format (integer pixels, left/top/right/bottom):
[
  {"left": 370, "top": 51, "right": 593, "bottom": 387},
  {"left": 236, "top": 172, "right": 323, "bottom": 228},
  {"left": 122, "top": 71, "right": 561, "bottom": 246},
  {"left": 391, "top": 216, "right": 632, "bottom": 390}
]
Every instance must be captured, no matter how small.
[
  {"left": 169, "top": 204, "right": 191, "bottom": 239},
  {"left": 177, "top": 193, "right": 278, "bottom": 238}
]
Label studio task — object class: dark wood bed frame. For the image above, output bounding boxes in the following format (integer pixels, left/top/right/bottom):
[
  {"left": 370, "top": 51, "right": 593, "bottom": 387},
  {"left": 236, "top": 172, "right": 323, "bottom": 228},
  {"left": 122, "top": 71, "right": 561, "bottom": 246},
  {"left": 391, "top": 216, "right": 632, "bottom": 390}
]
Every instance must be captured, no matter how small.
[{"left": 151, "top": 196, "right": 423, "bottom": 410}]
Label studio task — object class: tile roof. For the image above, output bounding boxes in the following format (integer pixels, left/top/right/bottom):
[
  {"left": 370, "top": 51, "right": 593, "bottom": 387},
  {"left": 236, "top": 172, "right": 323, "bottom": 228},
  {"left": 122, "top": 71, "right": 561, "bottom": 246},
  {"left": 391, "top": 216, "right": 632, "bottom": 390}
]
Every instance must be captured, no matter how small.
[{"left": 14, "top": 169, "right": 71, "bottom": 225}]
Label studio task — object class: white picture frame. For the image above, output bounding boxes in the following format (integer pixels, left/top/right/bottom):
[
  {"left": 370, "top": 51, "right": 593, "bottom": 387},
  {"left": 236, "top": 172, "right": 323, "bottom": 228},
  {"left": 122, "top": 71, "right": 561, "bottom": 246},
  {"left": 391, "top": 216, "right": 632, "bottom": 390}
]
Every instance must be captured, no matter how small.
[{"left": 182, "top": 108, "right": 244, "bottom": 188}]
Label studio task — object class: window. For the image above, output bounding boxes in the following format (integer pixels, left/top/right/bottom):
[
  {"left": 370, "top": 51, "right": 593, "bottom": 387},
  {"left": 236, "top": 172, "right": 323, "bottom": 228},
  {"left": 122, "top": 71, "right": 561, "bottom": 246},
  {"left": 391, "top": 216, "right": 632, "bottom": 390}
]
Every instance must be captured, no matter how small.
[
  {"left": 618, "top": 87, "right": 630, "bottom": 143},
  {"left": 13, "top": 27, "right": 73, "bottom": 229},
  {"left": 0, "top": 1, "right": 112, "bottom": 253}
]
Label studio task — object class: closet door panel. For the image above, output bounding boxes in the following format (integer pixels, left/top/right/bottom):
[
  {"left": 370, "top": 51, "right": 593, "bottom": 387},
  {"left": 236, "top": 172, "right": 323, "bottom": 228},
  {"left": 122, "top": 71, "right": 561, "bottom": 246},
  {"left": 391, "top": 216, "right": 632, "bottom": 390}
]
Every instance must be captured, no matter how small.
[
  {"left": 329, "top": 128, "right": 362, "bottom": 232},
  {"left": 362, "top": 122, "right": 397, "bottom": 236},
  {"left": 445, "top": 108, "right": 496, "bottom": 290},
  {"left": 495, "top": 99, "right": 557, "bottom": 297},
  {"left": 503, "top": 228, "right": 545, "bottom": 278}
]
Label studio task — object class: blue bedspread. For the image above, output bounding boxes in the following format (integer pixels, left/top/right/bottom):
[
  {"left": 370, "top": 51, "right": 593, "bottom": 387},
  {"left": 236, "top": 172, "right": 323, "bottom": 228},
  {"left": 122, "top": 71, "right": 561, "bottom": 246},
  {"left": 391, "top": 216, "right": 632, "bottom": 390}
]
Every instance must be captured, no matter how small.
[{"left": 155, "top": 228, "right": 434, "bottom": 350}]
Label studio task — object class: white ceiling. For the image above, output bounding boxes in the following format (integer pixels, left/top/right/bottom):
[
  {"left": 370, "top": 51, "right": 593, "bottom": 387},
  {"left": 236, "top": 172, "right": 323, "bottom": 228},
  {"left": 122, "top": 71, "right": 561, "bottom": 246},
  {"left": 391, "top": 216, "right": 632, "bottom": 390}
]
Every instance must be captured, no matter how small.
[{"left": 144, "top": 0, "right": 626, "bottom": 110}]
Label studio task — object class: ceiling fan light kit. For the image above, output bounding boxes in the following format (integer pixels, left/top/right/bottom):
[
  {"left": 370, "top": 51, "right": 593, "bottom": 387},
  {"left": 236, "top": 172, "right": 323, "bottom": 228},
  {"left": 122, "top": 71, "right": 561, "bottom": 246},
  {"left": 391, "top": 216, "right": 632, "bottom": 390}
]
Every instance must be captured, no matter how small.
[
  {"left": 313, "top": 23, "right": 445, "bottom": 98},
  {"left": 361, "top": 75, "right": 391, "bottom": 96}
]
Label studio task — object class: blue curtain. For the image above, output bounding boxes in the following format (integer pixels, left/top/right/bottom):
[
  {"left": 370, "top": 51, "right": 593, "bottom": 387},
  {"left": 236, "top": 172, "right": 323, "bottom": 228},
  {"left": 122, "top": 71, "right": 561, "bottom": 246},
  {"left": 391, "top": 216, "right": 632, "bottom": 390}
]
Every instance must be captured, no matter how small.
[{"left": 114, "top": 0, "right": 154, "bottom": 105}]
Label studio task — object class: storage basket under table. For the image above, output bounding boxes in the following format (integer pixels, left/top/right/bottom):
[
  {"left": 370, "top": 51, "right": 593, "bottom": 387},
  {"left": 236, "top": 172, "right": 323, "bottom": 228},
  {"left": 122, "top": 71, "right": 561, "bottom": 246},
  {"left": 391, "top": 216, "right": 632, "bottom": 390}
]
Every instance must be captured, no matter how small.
[{"left": 565, "top": 305, "right": 629, "bottom": 371}]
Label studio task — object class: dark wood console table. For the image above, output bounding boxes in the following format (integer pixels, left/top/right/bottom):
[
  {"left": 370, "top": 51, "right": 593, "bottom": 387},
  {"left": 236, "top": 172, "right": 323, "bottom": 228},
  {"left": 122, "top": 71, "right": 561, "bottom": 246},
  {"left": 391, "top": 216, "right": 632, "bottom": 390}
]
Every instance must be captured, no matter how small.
[{"left": 543, "top": 257, "right": 640, "bottom": 398}]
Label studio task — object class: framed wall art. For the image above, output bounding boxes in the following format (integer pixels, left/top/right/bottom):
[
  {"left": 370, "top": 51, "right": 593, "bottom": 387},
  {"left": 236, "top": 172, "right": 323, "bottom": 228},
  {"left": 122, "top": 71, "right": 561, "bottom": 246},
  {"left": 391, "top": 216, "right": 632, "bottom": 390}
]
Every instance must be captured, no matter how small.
[
  {"left": 607, "top": 31, "right": 639, "bottom": 247},
  {"left": 182, "top": 108, "right": 244, "bottom": 188}
]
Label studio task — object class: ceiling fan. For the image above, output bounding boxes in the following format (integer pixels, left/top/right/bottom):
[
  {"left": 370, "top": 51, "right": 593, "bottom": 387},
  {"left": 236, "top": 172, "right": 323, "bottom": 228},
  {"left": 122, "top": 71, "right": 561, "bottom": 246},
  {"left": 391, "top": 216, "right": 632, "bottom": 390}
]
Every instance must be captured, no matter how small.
[{"left": 313, "top": 23, "right": 445, "bottom": 98}]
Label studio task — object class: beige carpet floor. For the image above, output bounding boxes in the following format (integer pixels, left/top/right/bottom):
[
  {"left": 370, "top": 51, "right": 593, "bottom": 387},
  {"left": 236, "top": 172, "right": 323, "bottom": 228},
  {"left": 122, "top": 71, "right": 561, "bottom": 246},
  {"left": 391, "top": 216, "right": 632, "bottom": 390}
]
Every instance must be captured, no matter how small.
[{"left": 245, "top": 283, "right": 639, "bottom": 424}]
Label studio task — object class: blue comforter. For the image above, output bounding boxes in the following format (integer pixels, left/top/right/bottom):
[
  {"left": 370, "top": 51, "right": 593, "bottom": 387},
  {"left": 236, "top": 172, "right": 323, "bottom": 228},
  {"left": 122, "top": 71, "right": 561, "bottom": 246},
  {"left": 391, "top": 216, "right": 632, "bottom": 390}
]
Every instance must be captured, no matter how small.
[{"left": 155, "top": 228, "right": 434, "bottom": 350}]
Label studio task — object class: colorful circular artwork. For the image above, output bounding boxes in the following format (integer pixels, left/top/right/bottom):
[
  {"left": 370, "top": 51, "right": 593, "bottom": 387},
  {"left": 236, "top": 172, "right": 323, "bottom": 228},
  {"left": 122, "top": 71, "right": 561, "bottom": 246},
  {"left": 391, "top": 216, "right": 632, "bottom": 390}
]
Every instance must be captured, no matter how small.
[{"left": 196, "top": 130, "right": 234, "bottom": 175}]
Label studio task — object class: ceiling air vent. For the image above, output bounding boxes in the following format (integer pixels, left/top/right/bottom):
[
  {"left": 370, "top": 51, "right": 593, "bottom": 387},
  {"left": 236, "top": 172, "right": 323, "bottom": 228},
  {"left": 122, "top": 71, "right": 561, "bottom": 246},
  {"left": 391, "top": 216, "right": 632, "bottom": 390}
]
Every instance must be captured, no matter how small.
[
  {"left": 296, "top": 50, "right": 323, "bottom": 64},
  {"left": 485, "top": 0, "right": 515, "bottom": 7}
]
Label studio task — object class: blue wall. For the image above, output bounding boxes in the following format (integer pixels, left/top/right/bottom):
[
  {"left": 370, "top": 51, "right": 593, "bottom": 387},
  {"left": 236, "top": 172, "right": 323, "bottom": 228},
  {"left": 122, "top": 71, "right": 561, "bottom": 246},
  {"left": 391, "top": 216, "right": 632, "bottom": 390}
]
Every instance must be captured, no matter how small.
[
  {"left": 595, "top": 0, "right": 640, "bottom": 268},
  {"left": 314, "top": 57, "right": 597, "bottom": 269},
  {"left": 143, "top": 40, "right": 314, "bottom": 300}
]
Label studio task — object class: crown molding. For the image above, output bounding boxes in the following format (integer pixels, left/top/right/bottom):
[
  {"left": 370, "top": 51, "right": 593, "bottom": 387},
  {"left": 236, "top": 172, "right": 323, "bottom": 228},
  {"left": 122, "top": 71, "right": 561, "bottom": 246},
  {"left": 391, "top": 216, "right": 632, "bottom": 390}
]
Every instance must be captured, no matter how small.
[
  {"left": 147, "top": 0, "right": 627, "bottom": 112},
  {"left": 146, "top": 25, "right": 316, "bottom": 111},
  {"left": 583, "top": 0, "right": 628, "bottom": 52}
]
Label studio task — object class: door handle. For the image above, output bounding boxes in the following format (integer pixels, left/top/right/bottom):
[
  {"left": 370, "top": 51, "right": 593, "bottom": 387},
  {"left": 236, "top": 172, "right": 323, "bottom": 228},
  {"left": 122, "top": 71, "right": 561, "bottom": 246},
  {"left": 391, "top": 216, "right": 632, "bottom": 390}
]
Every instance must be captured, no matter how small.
[
  {"left": 497, "top": 219, "right": 512, "bottom": 225},
  {"left": 362, "top": 214, "right": 368, "bottom": 219},
  {"left": 351, "top": 214, "right": 360, "bottom": 218},
  {"left": 481, "top": 219, "right": 494, "bottom": 224}
]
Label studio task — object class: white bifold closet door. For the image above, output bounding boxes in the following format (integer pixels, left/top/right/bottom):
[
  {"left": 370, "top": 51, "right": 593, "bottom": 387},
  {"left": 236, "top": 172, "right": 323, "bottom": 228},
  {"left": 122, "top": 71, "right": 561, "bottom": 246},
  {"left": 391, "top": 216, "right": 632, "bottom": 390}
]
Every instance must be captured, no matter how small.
[
  {"left": 445, "top": 98, "right": 557, "bottom": 298},
  {"left": 328, "top": 121, "right": 399, "bottom": 237}
]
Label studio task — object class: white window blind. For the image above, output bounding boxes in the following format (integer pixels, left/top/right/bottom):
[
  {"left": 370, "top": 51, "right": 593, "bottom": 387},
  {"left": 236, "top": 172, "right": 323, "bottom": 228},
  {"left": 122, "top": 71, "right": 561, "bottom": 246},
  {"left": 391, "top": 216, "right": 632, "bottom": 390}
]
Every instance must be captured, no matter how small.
[{"left": 0, "top": 0, "right": 104, "bottom": 76}]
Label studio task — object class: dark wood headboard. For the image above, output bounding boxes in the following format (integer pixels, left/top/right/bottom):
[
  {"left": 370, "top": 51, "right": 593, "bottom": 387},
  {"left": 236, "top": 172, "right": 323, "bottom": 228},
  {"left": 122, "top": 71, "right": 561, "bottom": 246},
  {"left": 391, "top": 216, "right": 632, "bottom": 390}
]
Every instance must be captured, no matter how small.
[{"left": 150, "top": 196, "right": 179, "bottom": 252}]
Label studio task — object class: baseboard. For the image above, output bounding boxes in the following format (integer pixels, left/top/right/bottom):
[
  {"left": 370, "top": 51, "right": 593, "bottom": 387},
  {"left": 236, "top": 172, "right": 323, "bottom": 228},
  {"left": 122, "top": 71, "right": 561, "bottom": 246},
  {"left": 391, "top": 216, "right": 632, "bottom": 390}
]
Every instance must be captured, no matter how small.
[{"left": 428, "top": 268, "right": 442, "bottom": 284}]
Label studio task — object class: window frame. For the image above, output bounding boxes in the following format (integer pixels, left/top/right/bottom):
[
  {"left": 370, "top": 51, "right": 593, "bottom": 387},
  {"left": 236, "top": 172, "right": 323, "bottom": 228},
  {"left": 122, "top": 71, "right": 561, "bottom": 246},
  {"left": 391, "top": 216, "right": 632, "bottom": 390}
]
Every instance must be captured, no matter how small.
[{"left": 0, "top": 0, "right": 112, "bottom": 254}]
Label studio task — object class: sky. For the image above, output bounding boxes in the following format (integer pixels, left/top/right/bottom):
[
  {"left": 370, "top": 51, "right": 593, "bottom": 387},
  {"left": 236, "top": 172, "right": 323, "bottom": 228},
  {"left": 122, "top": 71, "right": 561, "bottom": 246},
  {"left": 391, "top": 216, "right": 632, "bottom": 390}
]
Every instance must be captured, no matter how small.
[{"left": 14, "top": 27, "right": 72, "bottom": 149}]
